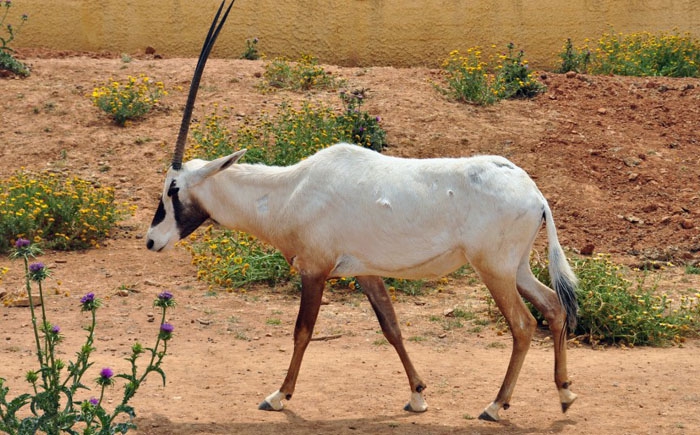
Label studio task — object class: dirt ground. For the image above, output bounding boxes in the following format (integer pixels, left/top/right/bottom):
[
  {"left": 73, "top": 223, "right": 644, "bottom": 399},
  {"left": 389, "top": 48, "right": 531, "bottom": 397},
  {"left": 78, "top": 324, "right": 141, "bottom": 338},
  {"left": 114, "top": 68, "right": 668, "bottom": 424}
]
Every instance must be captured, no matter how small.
[{"left": 1, "top": 53, "right": 700, "bottom": 434}]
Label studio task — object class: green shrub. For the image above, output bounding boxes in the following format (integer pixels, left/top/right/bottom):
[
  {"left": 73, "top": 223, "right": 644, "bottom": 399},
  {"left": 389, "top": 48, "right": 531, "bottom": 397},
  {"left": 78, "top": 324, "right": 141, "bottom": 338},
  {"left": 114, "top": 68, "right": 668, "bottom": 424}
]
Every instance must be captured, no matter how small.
[
  {"left": 531, "top": 254, "right": 700, "bottom": 346},
  {"left": 262, "top": 54, "right": 345, "bottom": 91},
  {"left": 437, "top": 43, "right": 545, "bottom": 105},
  {"left": 181, "top": 227, "right": 292, "bottom": 290},
  {"left": 558, "top": 30, "right": 700, "bottom": 77},
  {"left": 187, "top": 95, "right": 386, "bottom": 165},
  {"left": 0, "top": 171, "right": 130, "bottom": 253},
  {"left": 91, "top": 75, "right": 167, "bottom": 126}
]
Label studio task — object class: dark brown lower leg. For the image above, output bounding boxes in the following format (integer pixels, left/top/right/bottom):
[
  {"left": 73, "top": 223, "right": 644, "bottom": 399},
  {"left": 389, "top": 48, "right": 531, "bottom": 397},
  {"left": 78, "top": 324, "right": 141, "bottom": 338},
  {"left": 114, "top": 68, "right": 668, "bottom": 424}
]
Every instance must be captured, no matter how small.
[
  {"left": 356, "top": 276, "right": 428, "bottom": 412},
  {"left": 259, "top": 273, "right": 325, "bottom": 410}
]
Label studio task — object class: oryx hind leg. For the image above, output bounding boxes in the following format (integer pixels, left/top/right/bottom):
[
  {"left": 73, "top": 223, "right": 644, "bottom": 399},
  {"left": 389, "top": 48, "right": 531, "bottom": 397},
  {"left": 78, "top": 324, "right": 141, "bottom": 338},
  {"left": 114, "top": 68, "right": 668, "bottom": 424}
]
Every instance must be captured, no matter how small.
[
  {"left": 259, "top": 273, "right": 326, "bottom": 411},
  {"left": 356, "top": 276, "right": 428, "bottom": 413},
  {"left": 477, "top": 272, "right": 537, "bottom": 422},
  {"left": 516, "top": 264, "right": 577, "bottom": 413}
]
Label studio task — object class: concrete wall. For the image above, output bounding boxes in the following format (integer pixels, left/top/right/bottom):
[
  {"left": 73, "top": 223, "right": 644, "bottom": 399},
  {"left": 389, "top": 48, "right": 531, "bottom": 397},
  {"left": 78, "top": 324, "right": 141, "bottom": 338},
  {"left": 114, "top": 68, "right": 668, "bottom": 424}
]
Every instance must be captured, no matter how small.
[{"left": 10, "top": 0, "right": 700, "bottom": 68}]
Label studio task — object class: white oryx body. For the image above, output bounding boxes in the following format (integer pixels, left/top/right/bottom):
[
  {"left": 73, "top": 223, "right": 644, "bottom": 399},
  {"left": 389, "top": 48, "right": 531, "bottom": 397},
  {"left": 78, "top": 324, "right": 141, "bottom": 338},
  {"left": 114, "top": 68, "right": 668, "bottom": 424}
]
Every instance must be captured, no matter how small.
[
  {"left": 147, "top": 0, "right": 579, "bottom": 422},
  {"left": 155, "top": 144, "right": 547, "bottom": 282}
]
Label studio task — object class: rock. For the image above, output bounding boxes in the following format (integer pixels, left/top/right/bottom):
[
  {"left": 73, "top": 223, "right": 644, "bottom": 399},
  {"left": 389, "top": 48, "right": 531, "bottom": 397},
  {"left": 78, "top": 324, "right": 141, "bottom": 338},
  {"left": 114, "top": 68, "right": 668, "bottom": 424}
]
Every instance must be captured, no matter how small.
[
  {"left": 597, "top": 107, "right": 607, "bottom": 115},
  {"left": 565, "top": 71, "right": 577, "bottom": 79},
  {"left": 680, "top": 219, "right": 694, "bottom": 229},
  {"left": 580, "top": 244, "right": 595, "bottom": 256},
  {"left": 6, "top": 296, "right": 42, "bottom": 307}
]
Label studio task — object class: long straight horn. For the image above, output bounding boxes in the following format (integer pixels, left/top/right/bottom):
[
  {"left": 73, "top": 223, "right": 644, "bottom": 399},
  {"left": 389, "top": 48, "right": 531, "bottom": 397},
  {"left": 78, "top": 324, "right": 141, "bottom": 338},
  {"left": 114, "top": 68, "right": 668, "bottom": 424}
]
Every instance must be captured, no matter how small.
[{"left": 172, "top": 0, "right": 235, "bottom": 170}]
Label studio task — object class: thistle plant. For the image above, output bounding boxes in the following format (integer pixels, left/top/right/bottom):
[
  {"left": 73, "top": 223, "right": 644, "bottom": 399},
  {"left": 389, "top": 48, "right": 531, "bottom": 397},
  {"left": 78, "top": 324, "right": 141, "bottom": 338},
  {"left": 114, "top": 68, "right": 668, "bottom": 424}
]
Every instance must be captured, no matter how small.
[
  {"left": 91, "top": 74, "right": 167, "bottom": 126},
  {"left": 0, "top": 0, "right": 30, "bottom": 77},
  {"left": 240, "top": 37, "right": 260, "bottom": 60},
  {"left": 338, "top": 88, "right": 386, "bottom": 152},
  {"left": 0, "top": 239, "right": 175, "bottom": 434}
]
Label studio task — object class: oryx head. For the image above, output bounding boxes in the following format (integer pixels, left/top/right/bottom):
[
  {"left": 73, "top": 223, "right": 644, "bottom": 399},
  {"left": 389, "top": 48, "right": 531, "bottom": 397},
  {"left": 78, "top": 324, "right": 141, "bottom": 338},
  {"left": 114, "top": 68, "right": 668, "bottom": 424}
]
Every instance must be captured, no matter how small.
[{"left": 146, "top": 0, "right": 244, "bottom": 252}]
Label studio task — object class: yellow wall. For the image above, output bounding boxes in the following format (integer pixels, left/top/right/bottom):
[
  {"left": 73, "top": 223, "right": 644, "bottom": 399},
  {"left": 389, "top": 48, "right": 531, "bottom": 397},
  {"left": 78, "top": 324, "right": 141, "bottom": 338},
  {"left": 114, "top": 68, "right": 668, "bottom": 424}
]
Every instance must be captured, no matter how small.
[{"left": 10, "top": 0, "right": 700, "bottom": 68}]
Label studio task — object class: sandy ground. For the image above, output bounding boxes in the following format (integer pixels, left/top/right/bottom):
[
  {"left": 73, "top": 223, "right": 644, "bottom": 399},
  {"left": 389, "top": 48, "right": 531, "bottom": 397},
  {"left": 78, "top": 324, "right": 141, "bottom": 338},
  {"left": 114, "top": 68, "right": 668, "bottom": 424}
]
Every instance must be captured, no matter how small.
[{"left": 1, "top": 54, "right": 699, "bottom": 434}]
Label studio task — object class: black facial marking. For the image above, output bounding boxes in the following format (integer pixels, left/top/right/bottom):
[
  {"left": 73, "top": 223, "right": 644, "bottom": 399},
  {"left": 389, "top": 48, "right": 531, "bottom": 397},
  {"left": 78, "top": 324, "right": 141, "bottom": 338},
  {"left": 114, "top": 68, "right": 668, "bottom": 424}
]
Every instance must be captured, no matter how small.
[
  {"left": 167, "top": 179, "right": 180, "bottom": 197},
  {"left": 150, "top": 198, "right": 166, "bottom": 227},
  {"left": 171, "top": 188, "right": 210, "bottom": 240}
]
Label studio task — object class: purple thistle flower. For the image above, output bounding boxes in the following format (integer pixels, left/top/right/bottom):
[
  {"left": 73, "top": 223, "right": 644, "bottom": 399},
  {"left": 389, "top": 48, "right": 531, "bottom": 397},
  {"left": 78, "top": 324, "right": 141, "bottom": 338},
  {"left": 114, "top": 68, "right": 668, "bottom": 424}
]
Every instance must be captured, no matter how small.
[
  {"left": 15, "top": 238, "right": 30, "bottom": 248},
  {"left": 89, "top": 397, "right": 99, "bottom": 406},
  {"left": 80, "top": 292, "right": 95, "bottom": 305},
  {"left": 96, "top": 367, "right": 115, "bottom": 387},
  {"left": 100, "top": 367, "right": 113, "bottom": 380},
  {"left": 154, "top": 290, "right": 176, "bottom": 309},
  {"left": 29, "top": 262, "right": 44, "bottom": 273},
  {"left": 160, "top": 323, "right": 174, "bottom": 334},
  {"left": 28, "top": 262, "right": 49, "bottom": 282},
  {"left": 51, "top": 325, "right": 60, "bottom": 334}
]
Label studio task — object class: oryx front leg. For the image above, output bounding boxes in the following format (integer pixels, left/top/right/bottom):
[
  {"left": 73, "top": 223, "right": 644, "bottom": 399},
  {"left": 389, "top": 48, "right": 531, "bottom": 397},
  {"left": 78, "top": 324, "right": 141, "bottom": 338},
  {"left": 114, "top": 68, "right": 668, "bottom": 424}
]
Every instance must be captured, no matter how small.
[
  {"left": 356, "top": 276, "right": 428, "bottom": 413},
  {"left": 478, "top": 274, "right": 536, "bottom": 422},
  {"left": 259, "top": 273, "right": 325, "bottom": 411}
]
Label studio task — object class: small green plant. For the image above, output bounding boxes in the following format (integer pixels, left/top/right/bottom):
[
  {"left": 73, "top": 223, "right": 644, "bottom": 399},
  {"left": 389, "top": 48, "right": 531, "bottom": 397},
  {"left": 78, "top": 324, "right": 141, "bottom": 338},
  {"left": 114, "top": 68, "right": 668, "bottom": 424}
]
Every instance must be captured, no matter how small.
[
  {"left": 262, "top": 54, "right": 345, "bottom": 91},
  {"left": 555, "top": 38, "right": 591, "bottom": 73},
  {"left": 0, "top": 1, "right": 29, "bottom": 77},
  {"left": 438, "top": 48, "right": 497, "bottom": 105},
  {"left": 495, "top": 43, "right": 547, "bottom": 99},
  {"left": 531, "top": 254, "right": 700, "bottom": 346},
  {"left": 685, "top": 264, "right": 700, "bottom": 275},
  {"left": 0, "top": 239, "right": 176, "bottom": 434},
  {"left": 437, "top": 44, "right": 545, "bottom": 105},
  {"left": 338, "top": 88, "right": 386, "bottom": 152},
  {"left": 91, "top": 75, "right": 167, "bottom": 126},
  {"left": 181, "top": 226, "right": 293, "bottom": 290},
  {"left": 0, "top": 171, "right": 133, "bottom": 253},
  {"left": 560, "top": 30, "right": 700, "bottom": 77},
  {"left": 240, "top": 37, "right": 260, "bottom": 60}
]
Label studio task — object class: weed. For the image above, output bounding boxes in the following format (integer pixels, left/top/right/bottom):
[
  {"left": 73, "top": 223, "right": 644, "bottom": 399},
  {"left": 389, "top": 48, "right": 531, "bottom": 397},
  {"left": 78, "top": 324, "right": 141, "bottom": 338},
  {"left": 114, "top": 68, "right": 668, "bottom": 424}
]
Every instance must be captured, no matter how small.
[
  {"left": 262, "top": 54, "right": 345, "bottom": 91},
  {"left": 437, "top": 43, "right": 545, "bottom": 105},
  {"left": 91, "top": 75, "right": 167, "bottom": 126},
  {"left": 531, "top": 253, "right": 700, "bottom": 346},
  {"left": 0, "top": 171, "right": 133, "bottom": 253},
  {"left": 559, "top": 30, "right": 700, "bottom": 77},
  {"left": 0, "top": 1, "right": 29, "bottom": 77},
  {"left": 240, "top": 37, "right": 261, "bottom": 60}
]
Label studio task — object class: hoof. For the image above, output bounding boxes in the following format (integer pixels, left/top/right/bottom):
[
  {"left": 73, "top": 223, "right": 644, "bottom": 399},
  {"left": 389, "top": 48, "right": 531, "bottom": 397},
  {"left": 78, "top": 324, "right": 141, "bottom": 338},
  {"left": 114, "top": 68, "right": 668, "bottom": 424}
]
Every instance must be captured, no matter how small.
[
  {"left": 479, "top": 401, "right": 501, "bottom": 422},
  {"left": 403, "top": 402, "right": 428, "bottom": 413},
  {"left": 258, "top": 400, "right": 279, "bottom": 411},
  {"left": 259, "top": 390, "right": 285, "bottom": 411},
  {"left": 559, "top": 388, "right": 578, "bottom": 413},
  {"left": 478, "top": 410, "right": 499, "bottom": 422},
  {"left": 403, "top": 391, "right": 428, "bottom": 413},
  {"left": 561, "top": 395, "right": 577, "bottom": 413}
]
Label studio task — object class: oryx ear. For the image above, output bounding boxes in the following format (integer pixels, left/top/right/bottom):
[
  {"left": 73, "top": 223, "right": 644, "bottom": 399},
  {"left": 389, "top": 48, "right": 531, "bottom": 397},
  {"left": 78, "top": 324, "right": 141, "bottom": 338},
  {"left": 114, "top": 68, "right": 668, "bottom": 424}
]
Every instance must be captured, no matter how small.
[{"left": 191, "top": 149, "right": 247, "bottom": 186}]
